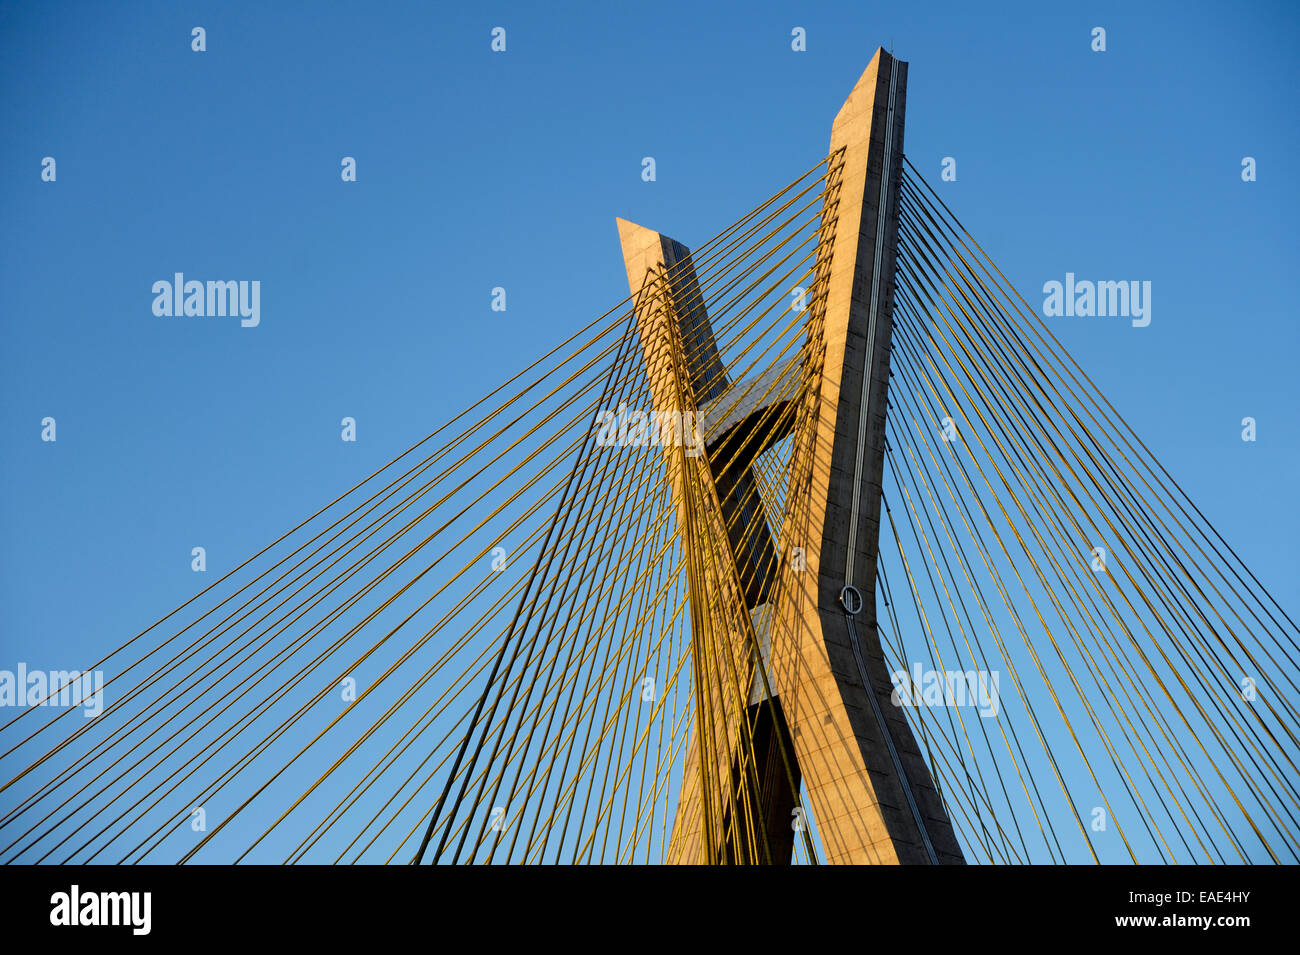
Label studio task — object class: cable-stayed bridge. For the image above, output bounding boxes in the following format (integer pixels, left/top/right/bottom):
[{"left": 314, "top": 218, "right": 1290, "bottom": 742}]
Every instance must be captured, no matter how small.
[{"left": 2, "top": 48, "right": 1296, "bottom": 866}]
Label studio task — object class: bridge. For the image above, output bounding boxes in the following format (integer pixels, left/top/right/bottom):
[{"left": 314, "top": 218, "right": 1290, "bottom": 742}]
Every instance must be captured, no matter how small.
[{"left": 2, "top": 48, "right": 1296, "bottom": 865}]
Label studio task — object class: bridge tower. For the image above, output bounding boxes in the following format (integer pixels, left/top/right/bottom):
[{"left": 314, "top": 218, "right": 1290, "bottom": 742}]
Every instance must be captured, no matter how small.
[{"left": 617, "top": 48, "right": 965, "bottom": 864}]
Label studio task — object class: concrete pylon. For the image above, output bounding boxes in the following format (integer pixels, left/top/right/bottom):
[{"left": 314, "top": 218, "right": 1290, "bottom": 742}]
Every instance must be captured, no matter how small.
[
  {"left": 616, "top": 220, "right": 799, "bottom": 864},
  {"left": 768, "top": 48, "right": 964, "bottom": 865},
  {"left": 615, "top": 48, "right": 964, "bottom": 864}
]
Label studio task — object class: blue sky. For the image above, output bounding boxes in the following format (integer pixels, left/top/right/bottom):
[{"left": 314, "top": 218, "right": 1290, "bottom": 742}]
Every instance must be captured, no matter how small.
[{"left": 1, "top": 0, "right": 1296, "bottom": 862}]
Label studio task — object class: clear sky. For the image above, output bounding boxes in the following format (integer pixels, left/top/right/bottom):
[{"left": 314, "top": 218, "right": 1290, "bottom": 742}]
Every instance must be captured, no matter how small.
[{"left": 1, "top": 0, "right": 1296, "bottom": 863}]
